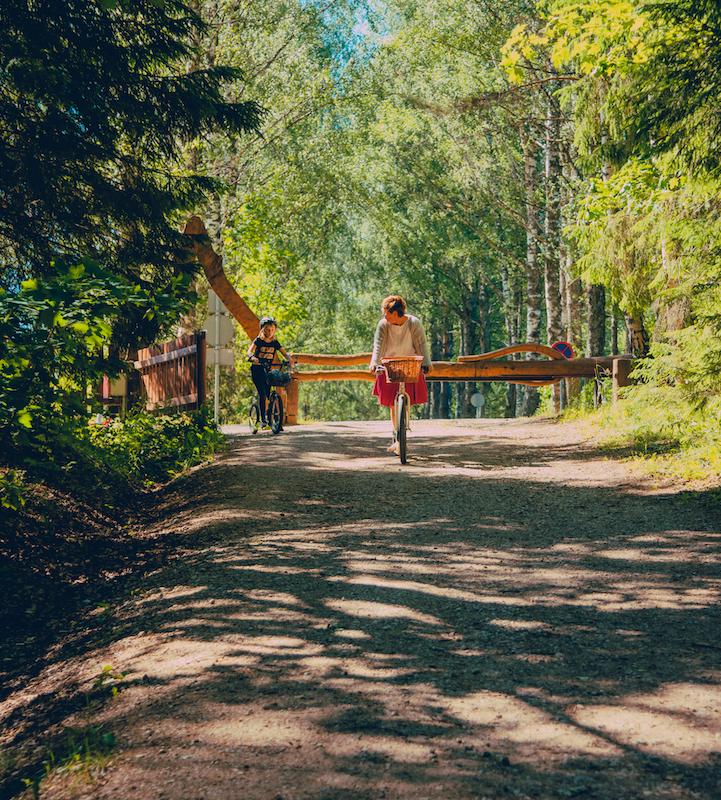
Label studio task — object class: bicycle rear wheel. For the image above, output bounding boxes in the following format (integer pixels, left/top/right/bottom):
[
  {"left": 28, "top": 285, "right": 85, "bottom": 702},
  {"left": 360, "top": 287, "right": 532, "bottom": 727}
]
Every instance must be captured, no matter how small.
[
  {"left": 269, "top": 392, "right": 284, "bottom": 434},
  {"left": 248, "top": 402, "right": 260, "bottom": 434},
  {"left": 396, "top": 393, "right": 408, "bottom": 464}
]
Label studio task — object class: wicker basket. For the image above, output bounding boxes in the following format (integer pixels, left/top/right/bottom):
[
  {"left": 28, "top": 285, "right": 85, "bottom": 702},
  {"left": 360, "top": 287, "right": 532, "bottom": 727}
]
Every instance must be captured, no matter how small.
[
  {"left": 382, "top": 355, "right": 423, "bottom": 383},
  {"left": 267, "top": 368, "right": 292, "bottom": 387}
]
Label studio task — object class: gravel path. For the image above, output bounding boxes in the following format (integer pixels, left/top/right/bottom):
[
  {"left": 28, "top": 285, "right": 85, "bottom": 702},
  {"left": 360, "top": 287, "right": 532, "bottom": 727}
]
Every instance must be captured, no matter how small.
[{"left": 3, "top": 419, "right": 721, "bottom": 799}]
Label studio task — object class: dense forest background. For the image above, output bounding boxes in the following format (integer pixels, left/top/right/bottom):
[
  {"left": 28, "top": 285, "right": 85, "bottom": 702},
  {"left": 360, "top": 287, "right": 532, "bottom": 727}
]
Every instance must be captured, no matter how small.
[
  {"left": 2, "top": 0, "right": 721, "bottom": 508},
  {"left": 184, "top": 0, "right": 721, "bottom": 447}
]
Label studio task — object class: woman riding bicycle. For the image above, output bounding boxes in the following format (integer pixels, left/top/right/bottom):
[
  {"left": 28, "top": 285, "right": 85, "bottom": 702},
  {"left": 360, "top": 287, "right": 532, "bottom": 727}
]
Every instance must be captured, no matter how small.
[
  {"left": 369, "top": 295, "right": 431, "bottom": 454},
  {"left": 247, "top": 316, "right": 292, "bottom": 429}
]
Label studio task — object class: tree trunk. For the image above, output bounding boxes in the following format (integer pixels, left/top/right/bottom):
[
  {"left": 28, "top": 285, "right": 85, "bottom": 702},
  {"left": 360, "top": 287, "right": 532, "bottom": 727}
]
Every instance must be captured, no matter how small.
[
  {"left": 460, "top": 293, "right": 479, "bottom": 418},
  {"left": 625, "top": 315, "right": 649, "bottom": 356},
  {"left": 440, "top": 327, "right": 452, "bottom": 419},
  {"left": 521, "top": 126, "right": 542, "bottom": 416},
  {"left": 501, "top": 266, "right": 518, "bottom": 417},
  {"left": 544, "top": 96, "right": 563, "bottom": 345},
  {"left": 611, "top": 309, "right": 619, "bottom": 355},
  {"left": 586, "top": 284, "right": 606, "bottom": 356},
  {"left": 544, "top": 95, "right": 563, "bottom": 413},
  {"left": 431, "top": 327, "right": 443, "bottom": 419}
]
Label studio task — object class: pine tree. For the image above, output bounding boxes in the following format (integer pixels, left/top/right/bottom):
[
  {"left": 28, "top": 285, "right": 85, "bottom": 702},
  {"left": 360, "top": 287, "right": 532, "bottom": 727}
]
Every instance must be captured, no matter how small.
[{"left": 0, "top": 0, "right": 262, "bottom": 344}]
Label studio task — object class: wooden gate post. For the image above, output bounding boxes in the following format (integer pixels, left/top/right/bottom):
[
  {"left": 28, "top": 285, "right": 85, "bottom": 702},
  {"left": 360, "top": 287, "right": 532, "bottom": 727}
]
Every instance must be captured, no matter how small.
[
  {"left": 286, "top": 377, "right": 299, "bottom": 425},
  {"left": 195, "top": 330, "right": 206, "bottom": 409},
  {"left": 612, "top": 357, "right": 632, "bottom": 403}
]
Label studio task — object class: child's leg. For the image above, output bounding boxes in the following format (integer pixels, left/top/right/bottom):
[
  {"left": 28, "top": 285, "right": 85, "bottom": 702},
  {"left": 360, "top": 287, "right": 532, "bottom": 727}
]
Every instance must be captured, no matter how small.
[{"left": 251, "top": 366, "right": 270, "bottom": 421}]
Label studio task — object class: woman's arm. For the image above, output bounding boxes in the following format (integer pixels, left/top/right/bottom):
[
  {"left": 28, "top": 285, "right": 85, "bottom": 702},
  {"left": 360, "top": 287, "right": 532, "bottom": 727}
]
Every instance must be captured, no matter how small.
[
  {"left": 369, "top": 320, "right": 386, "bottom": 370},
  {"left": 412, "top": 319, "right": 432, "bottom": 369}
]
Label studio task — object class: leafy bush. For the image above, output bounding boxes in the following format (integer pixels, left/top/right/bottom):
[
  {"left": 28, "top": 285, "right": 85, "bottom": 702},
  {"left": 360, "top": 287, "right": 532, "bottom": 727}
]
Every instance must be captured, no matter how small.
[
  {"left": 87, "top": 408, "right": 224, "bottom": 486},
  {"left": 0, "top": 469, "right": 25, "bottom": 511}
]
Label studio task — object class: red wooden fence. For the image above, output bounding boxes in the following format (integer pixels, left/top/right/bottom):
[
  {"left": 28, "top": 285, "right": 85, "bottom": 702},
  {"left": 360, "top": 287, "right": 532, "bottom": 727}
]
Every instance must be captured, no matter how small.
[{"left": 134, "top": 332, "right": 206, "bottom": 411}]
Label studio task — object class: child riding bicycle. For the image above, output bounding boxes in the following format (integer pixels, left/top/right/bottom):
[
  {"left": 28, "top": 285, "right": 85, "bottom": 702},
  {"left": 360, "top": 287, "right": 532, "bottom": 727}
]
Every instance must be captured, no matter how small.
[{"left": 247, "top": 316, "right": 292, "bottom": 429}]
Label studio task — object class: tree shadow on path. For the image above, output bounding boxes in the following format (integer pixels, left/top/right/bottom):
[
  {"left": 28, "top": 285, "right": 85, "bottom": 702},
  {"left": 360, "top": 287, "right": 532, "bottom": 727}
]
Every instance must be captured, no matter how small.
[{"left": 3, "top": 422, "right": 721, "bottom": 800}]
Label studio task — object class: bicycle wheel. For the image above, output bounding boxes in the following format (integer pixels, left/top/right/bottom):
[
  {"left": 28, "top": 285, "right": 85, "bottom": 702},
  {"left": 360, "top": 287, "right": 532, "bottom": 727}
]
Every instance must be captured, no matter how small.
[
  {"left": 396, "top": 393, "right": 408, "bottom": 464},
  {"left": 248, "top": 401, "right": 261, "bottom": 434},
  {"left": 269, "top": 392, "right": 284, "bottom": 434}
]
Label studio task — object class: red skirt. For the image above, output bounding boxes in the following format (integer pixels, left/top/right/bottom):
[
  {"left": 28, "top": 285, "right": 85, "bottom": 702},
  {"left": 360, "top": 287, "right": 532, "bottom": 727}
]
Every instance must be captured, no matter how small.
[{"left": 373, "top": 371, "right": 428, "bottom": 407}]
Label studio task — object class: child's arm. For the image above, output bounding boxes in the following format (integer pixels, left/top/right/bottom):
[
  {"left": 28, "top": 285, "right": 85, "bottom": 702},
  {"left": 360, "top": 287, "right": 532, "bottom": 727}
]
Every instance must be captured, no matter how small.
[
  {"left": 278, "top": 345, "right": 293, "bottom": 366},
  {"left": 247, "top": 340, "right": 260, "bottom": 364}
]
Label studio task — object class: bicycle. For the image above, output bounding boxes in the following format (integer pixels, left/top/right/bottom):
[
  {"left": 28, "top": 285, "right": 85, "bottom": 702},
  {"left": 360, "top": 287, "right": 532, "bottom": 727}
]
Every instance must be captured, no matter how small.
[
  {"left": 380, "top": 355, "right": 424, "bottom": 464},
  {"left": 248, "top": 361, "right": 292, "bottom": 435}
]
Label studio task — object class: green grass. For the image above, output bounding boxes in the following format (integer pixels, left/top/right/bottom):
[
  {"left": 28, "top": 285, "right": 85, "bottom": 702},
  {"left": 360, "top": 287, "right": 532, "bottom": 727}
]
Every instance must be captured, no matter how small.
[
  {"left": 21, "top": 725, "right": 116, "bottom": 799},
  {"left": 563, "top": 383, "right": 721, "bottom": 482}
]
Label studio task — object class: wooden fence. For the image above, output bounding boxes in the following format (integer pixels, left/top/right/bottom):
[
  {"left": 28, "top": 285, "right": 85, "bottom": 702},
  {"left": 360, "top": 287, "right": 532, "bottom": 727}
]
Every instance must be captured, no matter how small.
[
  {"left": 134, "top": 332, "right": 206, "bottom": 411},
  {"left": 286, "top": 345, "right": 634, "bottom": 422}
]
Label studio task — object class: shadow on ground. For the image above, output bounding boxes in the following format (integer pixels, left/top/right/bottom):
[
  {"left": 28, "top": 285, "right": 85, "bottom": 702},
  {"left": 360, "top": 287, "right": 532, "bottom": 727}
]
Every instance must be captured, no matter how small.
[{"left": 2, "top": 423, "right": 720, "bottom": 800}]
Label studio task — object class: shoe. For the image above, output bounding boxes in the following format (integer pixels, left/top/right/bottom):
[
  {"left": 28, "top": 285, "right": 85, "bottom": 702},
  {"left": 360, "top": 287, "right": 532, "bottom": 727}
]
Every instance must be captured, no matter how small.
[
  {"left": 387, "top": 440, "right": 399, "bottom": 455},
  {"left": 261, "top": 422, "right": 271, "bottom": 430}
]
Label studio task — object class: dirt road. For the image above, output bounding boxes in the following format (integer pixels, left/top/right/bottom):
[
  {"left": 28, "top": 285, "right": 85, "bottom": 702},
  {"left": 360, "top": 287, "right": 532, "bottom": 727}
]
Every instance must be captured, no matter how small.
[{"left": 3, "top": 419, "right": 721, "bottom": 799}]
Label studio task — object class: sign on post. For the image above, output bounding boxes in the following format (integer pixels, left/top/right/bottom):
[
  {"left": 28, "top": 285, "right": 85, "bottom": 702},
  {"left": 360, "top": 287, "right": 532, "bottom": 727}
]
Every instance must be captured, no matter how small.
[
  {"left": 207, "top": 348, "right": 235, "bottom": 367},
  {"left": 551, "top": 340, "right": 574, "bottom": 359},
  {"left": 203, "top": 290, "right": 235, "bottom": 347},
  {"left": 470, "top": 391, "right": 485, "bottom": 418},
  {"left": 204, "top": 289, "right": 237, "bottom": 424}
]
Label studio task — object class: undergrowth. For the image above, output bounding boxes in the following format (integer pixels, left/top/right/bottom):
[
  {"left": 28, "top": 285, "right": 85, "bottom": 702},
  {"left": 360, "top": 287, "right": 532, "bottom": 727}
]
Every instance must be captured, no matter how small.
[
  {"left": 87, "top": 407, "right": 225, "bottom": 486},
  {"left": 563, "top": 382, "right": 721, "bottom": 482}
]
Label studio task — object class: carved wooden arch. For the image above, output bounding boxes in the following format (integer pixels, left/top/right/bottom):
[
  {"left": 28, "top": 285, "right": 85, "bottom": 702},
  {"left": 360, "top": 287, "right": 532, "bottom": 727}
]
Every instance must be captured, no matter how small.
[
  {"left": 458, "top": 343, "right": 564, "bottom": 387},
  {"left": 183, "top": 215, "right": 260, "bottom": 338}
]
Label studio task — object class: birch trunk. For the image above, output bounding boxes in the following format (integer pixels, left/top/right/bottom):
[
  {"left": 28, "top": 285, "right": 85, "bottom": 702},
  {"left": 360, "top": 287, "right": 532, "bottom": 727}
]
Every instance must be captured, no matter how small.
[
  {"left": 544, "top": 95, "right": 564, "bottom": 412},
  {"left": 521, "top": 127, "right": 542, "bottom": 416}
]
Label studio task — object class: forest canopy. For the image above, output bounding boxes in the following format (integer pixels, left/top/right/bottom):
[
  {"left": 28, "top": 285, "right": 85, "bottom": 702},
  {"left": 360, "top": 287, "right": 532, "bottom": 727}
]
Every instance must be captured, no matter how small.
[{"left": 2, "top": 0, "right": 720, "bottom": 495}]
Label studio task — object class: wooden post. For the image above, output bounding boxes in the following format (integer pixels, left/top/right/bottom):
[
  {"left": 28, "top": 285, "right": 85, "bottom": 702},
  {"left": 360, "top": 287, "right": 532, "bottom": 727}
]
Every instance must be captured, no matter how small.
[
  {"left": 286, "top": 378, "right": 299, "bottom": 425},
  {"left": 195, "top": 330, "right": 206, "bottom": 409},
  {"left": 612, "top": 357, "right": 632, "bottom": 403}
]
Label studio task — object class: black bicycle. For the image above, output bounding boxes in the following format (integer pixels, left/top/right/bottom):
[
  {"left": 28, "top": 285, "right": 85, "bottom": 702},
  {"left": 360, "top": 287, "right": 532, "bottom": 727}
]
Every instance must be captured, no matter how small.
[{"left": 248, "top": 362, "right": 292, "bottom": 435}]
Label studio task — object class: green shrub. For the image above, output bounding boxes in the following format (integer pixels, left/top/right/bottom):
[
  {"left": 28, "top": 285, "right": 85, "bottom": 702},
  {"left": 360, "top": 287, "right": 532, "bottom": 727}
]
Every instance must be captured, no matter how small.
[
  {"left": 87, "top": 408, "right": 224, "bottom": 486},
  {"left": 0, "top": 468, "right": 25, "bottom": 511}
]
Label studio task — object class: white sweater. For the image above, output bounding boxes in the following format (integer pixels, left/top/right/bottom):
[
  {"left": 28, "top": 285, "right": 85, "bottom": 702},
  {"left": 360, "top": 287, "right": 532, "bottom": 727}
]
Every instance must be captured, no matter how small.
[{"left": 369, "top": 315, "right": 432, "bottom": 369}]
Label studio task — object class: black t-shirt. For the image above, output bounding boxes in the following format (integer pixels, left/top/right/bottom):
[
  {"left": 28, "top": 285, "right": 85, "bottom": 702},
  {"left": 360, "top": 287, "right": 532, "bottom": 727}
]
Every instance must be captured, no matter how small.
[{"left": 250, "top": 337, "right": 282, "bottom": 369}]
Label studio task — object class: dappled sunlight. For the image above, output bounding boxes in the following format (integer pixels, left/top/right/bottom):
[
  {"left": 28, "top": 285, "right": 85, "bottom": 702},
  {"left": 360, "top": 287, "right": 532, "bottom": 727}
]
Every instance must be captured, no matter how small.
[
  {"left": 9, "top": 421, "right": 720, "bottom": 800},
  {"left": 442, "top": 690, "right": 621, "bottom": 760},
  {"left": 573, "top": 679, "right": 721, "bottom": 762},
  {"left": 325, "top": 599, "right": 444, "bottom": 627}
]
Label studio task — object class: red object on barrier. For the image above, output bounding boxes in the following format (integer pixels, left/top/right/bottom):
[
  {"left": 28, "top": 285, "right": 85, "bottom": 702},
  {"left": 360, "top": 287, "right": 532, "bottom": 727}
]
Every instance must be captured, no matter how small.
[{"left": 551, "top": 341, "right": 574, "bottom": 359}]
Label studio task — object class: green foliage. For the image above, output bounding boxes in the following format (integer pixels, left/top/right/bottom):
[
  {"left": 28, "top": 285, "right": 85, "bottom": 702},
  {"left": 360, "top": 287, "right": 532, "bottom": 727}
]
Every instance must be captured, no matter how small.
[
  {"left": 224, "top": 189, "right": 308, "bottom": 342},
  {"left": 0, "top": 0, "right": 261, "bottom": 286},
  {"left": 573, "top": 389, "right": 721, "bottom": 481},
  {"left": 0, "top": 0, "right": 259, "bottom": 490},
  {"left": 88, "top": 408, "right": 224, "bottom": 485},
  {"left": 22, "top": 725, "right": 116, "bottom": 798},
  {"left": 0, "top": 468, "right": 25, "bottom": 512},
  {"left": 0, "top": 262, "right": 195, "bottom": 473}
]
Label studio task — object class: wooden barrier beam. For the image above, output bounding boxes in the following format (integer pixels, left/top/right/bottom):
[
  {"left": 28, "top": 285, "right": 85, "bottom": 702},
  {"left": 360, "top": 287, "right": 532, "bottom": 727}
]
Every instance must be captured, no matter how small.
[
  {"left": 294, "top": 356, "right": 633, "bottom": 383},
  {"left": 184, "top": 216, "right": 261, "bottom": 339},
  {"left": 296, "top": 370, "right": 374, "bottom": 383}
]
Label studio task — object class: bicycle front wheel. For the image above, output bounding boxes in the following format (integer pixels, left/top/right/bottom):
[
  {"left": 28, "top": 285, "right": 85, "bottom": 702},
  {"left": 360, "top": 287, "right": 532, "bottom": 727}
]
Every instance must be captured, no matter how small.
[
  {"left": 396, "top": 393, "right": 408, "bottom": 464},
  {"left": 248, "top": 402, "right": 260, "bottom": 434},
  {"left": 269, "top": 392, "right": 284, "bottom": 434}
]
